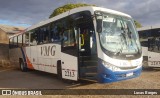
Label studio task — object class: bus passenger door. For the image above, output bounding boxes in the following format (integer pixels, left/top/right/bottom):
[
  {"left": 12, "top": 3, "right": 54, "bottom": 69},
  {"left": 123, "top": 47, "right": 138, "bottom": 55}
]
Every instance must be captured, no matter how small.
[
  {"left": 61, "top": 29, "right": 78, "bottom": 81},
  {"left": 70, "top": 11, "right": 98, "bottom": 81},
  {"left": 78, "top": 28, "right": 98, "bottom": 81}
]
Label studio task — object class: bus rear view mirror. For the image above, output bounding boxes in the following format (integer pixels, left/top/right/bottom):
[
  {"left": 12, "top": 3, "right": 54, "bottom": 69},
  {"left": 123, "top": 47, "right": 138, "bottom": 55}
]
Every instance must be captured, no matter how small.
[
  {"left": 97, "top": 19, "right": 102, "bottom": 33},
  {"left": 95, "top": 11, "right": 103, "bottom": 33}
]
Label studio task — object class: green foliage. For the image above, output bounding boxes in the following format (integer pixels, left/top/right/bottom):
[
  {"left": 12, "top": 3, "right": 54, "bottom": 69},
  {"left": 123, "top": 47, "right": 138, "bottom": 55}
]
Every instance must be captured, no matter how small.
[
  {"left": 50, "top": 3, "right": 142, "bottom": 28},
  {"left": 134, "top": 20, "right": 142, "bottom": 28},
  {"left": 49, "top": 3, "right": 95, "bottom": 18}
]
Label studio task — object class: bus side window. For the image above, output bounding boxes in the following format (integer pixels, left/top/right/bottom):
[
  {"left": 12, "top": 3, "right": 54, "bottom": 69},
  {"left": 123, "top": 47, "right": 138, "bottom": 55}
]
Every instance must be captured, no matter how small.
[
  {"left": 62, "top": 29, "right": 76, "bottom": 47},
  {"left": 39, "top": 28, "right": 44, "bottom": 44},
  {"left": 37, "top": 26, "right": 49, "bottom": 44},
  {"left": 30, "top": 30, "right": 37, "bottom": 46},
  {"left": 22, "top": 34, "right": 25, "bottom": 47},
  {"left": 18, "top": 35, "right": 23, "bottom": 47},
  {"left": 25, "top": 32, "right": 29, "bottom": 46},
  {"left": 43, "top": 26, "right": 49, "bottom": 44},
  {"left": 50, "top": 23, "right": 61, "bottom": 42}
]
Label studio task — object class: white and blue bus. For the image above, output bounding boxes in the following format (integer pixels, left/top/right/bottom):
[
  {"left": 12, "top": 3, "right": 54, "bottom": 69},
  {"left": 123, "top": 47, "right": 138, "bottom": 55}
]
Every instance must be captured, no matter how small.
[
  {"left": 138, "top": 25, "right": 160, "bottom": 67},
  {"left": 9, "top": 6, "right": 142, "bottom": 83}
]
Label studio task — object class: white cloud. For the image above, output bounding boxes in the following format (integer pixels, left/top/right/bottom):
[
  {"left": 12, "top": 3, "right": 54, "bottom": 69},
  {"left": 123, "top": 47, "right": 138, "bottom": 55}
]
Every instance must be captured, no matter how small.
[{"left": 0, "top": 0, "right": 159, "bottom": 27}]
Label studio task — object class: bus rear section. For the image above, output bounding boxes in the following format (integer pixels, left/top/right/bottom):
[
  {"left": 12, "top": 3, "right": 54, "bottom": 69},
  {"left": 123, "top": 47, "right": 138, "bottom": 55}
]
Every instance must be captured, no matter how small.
[
  {"left": 138, "top": 28, "right": 149, "bottom": 67},
  {"left": 148, "top": 27, "right": 160, "bottom": 67},
  {"left": 138, "top": 26, "right": 160, "bottom": 68}
]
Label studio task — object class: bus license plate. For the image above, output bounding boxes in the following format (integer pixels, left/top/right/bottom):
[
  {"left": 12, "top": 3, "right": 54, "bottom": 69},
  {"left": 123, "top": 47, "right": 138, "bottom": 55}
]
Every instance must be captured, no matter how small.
[{"left": 126, "top": 72, "right": 133, "bottom": 77}]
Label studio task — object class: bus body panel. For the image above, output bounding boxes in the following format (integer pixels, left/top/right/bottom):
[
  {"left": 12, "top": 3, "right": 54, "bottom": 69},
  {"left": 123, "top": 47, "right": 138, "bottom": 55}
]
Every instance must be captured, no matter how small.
[
  {"left": 30, "top": 46, "right": 38, "bottom": 69},
  {"left": 36, "top": 44, "right": 61, "bottom": 73},
  {"left": 97, "top": 58, "right": 142, "bottom": 83},
  {"left": 96, "top": 43, "right": 142, "bottom": 83},
  {"left": 142, "top": 47, "right": 148, "bottom": 57},
  {"left": 138, "top": 26, "right": 160, "bottom": 68},
  {"left": 25, "top": 47, "right": 31, "bottom": 67},
  {"left": 9, "top": 6, "right": 142, "bottom": 83},
  {"left": 21, "top": 44, "right": 61, "bottom": 74},
  {"left": 142, "top": 46, "right": 148, "bottom": 66},
  {"left": 148, "top": 51, "right": 160, "bottom": 67},
  {"left": 61, "top": 52, "right": 78, "bottom": 80}
]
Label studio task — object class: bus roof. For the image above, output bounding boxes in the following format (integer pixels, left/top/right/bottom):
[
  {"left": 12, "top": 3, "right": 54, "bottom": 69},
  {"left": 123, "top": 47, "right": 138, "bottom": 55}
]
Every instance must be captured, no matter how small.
[
  {"left": 137, "top": 26, "right": 152, "bottom": 31},
  {"left": 26, "top": 6, "right": 132, "bottom": 32},
  {"left": 9, "top": 29, "right": 26, "bottom": 39},
  {"left": 137, "top": 25, "right": 160, "bottom": 31}
]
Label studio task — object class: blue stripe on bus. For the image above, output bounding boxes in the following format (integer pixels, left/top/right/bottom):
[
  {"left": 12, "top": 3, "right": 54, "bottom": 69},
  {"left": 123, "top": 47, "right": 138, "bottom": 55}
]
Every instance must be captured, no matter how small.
[
  {"left": 20, "top": 47, "right": 26, "bottom": 63},
  {"left": 97, "top": 58, "right": 142, "bottom": 83}
]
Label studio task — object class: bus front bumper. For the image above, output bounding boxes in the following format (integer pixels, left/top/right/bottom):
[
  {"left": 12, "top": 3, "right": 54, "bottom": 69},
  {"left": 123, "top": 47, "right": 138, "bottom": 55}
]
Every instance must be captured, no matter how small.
[{"left": 97, "top": 62, "right": 142, "bottom": 83}]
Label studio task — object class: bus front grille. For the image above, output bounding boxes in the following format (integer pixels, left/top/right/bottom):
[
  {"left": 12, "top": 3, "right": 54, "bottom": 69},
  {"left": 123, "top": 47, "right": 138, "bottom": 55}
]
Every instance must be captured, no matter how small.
[{"left": 119, "top": 66, "right": 138, "bottom": 70}]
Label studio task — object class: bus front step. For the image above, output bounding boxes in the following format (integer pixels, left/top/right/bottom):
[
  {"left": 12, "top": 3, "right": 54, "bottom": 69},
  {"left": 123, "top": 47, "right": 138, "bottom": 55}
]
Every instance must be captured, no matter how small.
[
  {"left": 82, "top": 73, "right": 97, "bottom": 80},
  {"left": 80, "top": 76, "right": 97, "bottom": 80},
  {"left": 79, "top": 56, "right": 97, "bottom": 61},
  {"left": 80, "top": 66, "right": 97, "bottom": 73},
  {"left": 81, "top": 72, "right": 97, "bottom": 77},
  {"left": 85, "top": 72, "right": 97, "bottom": 76},
  {"left": 80, "top": 61, "right": 97, "bottom": 67}
]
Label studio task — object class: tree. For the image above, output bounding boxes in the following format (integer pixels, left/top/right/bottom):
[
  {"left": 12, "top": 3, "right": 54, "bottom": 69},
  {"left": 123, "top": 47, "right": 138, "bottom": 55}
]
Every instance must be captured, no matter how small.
[
  {"left": 49, "top": 3, "right": 142, "bottom": 28},
  {"left": 49, "top": 3, "right": 95, "bottom": 18},
  {"left": 134, "top": 20, "right": 142, "bottom": 28}
]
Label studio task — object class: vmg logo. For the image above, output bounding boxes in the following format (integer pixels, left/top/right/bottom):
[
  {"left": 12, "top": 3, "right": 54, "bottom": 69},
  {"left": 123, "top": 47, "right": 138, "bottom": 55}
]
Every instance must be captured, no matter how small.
[{"left": 41, "top": 45, "right": 56, "bottom": 56}]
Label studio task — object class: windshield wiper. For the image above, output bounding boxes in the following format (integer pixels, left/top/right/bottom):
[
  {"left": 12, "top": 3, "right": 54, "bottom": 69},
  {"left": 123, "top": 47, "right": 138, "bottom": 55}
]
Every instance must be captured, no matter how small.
[
  {"left": 115, "top": 43, "right": 123, "bottom": 55},
  {"left": 126, "top": 24, "right": 139, "bottom": 53},
  {"left": 114, "top": 20, "right": 127, "bottom": 55}
]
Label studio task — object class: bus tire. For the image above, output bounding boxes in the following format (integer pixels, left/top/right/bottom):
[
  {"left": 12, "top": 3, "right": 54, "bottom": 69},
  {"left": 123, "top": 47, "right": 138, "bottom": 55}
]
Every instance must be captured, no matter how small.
[
  {"left": 19, "top": 59, "right": 27, "bottom": 72},
  {"left": 57, "top": 60, "right": 62, "bottom": 79}
]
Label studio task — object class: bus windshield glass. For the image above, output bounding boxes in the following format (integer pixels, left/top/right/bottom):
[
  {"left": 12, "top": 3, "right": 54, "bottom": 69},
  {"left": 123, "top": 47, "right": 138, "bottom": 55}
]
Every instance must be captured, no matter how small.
[{"left": 98, "top": 13, "right": 141, "bottom": 56}]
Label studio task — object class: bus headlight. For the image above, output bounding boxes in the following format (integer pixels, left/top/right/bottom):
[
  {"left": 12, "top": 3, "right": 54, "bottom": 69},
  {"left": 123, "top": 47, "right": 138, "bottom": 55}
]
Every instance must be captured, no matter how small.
[{"left": 102, "top": 60, "right": 121, "bottom": 71}]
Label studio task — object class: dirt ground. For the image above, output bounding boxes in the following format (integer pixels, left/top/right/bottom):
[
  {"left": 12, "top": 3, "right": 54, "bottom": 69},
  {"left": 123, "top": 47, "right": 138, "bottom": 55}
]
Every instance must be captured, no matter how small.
[
  {"left": 71, "top": 67, "right": 160, "bottom": 89},
  {"left": 0, "top": 67, "right": 159, "bottom": 98}
]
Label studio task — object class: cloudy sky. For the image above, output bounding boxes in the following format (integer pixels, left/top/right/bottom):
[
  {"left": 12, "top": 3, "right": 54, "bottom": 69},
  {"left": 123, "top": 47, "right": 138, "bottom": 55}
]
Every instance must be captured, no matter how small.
[{"left": 0, "top": 0, "right": 159, "bottom": 27}]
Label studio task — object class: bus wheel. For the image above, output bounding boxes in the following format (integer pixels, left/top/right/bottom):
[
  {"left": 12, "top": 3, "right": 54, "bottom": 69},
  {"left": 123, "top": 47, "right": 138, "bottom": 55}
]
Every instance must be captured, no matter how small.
[
  {"left": 19, "top": 59, "right": 27, "bottom": 72},
  {"left": 57, "top": 61, "right": 62, "bottom": 79}
]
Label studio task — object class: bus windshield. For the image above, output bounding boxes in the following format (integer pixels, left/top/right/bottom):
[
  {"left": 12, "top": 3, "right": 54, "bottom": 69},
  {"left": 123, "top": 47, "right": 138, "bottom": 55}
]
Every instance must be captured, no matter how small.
[{"left": 98, "top": 13, "right": 141, "bottom": 56}]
